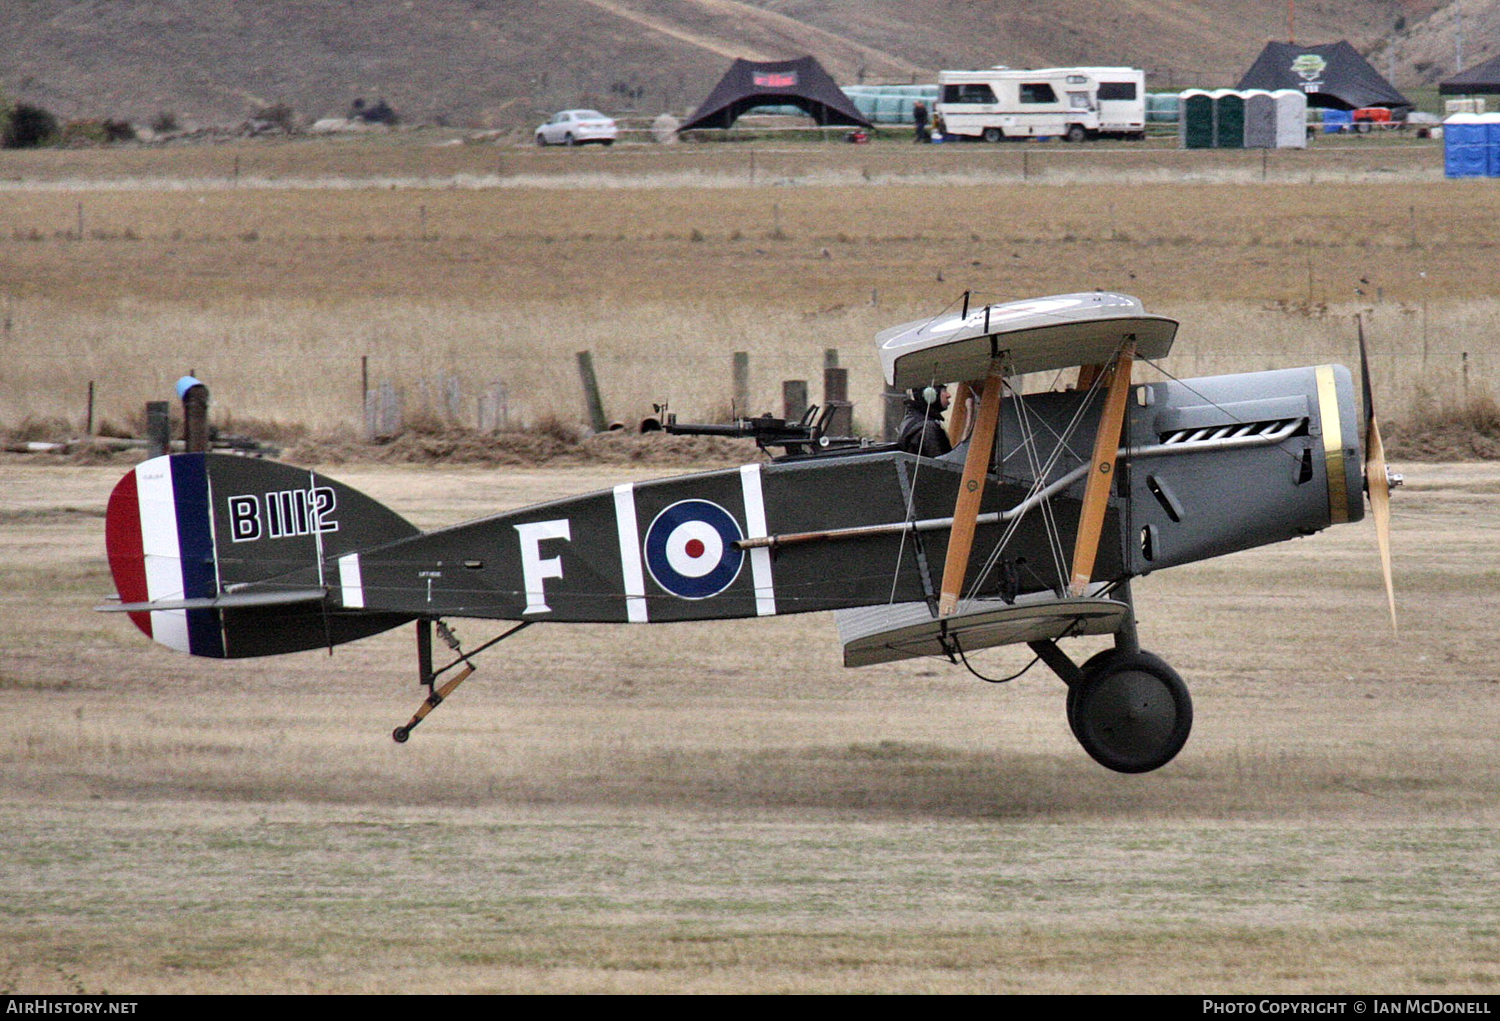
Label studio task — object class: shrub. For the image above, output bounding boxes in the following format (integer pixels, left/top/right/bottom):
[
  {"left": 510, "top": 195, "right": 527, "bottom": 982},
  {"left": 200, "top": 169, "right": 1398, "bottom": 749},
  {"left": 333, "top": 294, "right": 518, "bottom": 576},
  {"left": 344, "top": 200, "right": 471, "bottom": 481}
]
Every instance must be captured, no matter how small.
[
  {"left": 352, "top": 97, "right": 398, "bottom": 125},
  {"left": 149, "top": 110, "right": 179, "bottom": 134},
  {"left": 251, "top": 102, "right": 296, "bottom": 133},
  {"left": 60, "top": 119, "right": 109, "bottom": 147},
  {"left": 3, "top": 103, "right": 58, "bottom": 148}
]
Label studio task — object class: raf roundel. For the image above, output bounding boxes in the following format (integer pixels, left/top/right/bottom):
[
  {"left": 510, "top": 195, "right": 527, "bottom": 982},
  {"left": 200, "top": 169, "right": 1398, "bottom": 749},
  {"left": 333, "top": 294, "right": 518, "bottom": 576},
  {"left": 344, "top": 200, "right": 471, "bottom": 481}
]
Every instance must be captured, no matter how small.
[{"left": 643, "top": 499, "right": 745, "bottom": 599}]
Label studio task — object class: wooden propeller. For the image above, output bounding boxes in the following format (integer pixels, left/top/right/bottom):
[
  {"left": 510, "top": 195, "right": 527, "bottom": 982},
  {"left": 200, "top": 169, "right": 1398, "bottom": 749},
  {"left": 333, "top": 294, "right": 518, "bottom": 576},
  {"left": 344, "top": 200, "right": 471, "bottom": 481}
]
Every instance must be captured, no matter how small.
[{"left": 1359, "top": 317, "right": 1398, "bottom": 632}]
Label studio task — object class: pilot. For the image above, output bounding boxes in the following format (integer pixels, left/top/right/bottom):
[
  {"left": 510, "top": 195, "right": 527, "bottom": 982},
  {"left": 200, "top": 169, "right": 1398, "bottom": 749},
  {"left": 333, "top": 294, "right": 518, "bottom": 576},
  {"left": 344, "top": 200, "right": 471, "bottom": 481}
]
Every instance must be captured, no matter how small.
[{"left": 896, "top": 384, "right": 953, "bottom": 458}]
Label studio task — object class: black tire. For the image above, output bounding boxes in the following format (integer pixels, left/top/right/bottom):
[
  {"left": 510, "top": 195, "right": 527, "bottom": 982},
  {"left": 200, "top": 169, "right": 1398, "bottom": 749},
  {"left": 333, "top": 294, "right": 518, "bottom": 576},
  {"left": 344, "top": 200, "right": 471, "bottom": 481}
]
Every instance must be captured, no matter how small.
[
  {"left": 982, "top": 127, "right": 1003, "bottom": 143},
  {"left": 602, "top": 139, "right": 614, "bottom": 147},
  {"left": 1070, "top": 650, "right": 1192, "bottom": 773},
  {"left": 1066, "top": 648, "right": 1119, "bottom": 739},
  {"left": 392, "top": 726, "right": 410, "bottom": 744},
  {"left": 536, "top": 134, "right": 547, "bottom": 147},
  {"left": 1065, "top": 124, "right": 1088, "bottom": 144},
  {"left": 564, "top": 132, "right": 576, "bottom": 146}
]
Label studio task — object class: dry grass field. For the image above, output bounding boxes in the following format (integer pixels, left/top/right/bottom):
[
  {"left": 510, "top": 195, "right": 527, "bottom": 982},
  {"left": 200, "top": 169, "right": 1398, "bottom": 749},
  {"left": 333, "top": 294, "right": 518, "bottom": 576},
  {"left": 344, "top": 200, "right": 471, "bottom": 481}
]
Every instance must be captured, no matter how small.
[
  {"left": 1, "top": 137, "right": 1498, "bottom": 993},
  {"left": 1, "top": 460, "right": 1498, "bottom": 993},
  {"left": 0, "top": 135, "right": 1493, "bottom": 439}
]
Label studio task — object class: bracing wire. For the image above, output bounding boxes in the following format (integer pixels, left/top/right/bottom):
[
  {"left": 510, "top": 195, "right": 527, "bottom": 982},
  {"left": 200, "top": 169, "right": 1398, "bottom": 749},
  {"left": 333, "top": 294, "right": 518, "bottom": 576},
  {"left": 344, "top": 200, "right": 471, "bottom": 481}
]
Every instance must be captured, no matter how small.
[
  {"left": 964, "top": 356, "right": 1113, "bottom": 604},
  {"left": 887, "top": 372, "right": 939, "bottom": 607}
]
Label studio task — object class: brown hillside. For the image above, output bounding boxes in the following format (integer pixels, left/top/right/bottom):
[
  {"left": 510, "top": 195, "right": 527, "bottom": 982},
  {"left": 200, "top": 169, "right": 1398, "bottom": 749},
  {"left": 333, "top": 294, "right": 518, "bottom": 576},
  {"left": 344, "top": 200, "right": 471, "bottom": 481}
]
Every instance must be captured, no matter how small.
[
  {"left": 0, "top": 0, "right": 1428, "bottom": 128},
  {"left": 1369, "top": 0, "right": 1500, "bottom": 87}
]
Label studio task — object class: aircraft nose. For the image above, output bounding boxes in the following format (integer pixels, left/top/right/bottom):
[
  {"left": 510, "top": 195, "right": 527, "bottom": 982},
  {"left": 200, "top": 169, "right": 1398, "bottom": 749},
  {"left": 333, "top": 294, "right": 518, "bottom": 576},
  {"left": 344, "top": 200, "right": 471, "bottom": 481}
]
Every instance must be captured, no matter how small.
[{"left": 1315, "top": 363, "right": 1365, "bottom": 527}]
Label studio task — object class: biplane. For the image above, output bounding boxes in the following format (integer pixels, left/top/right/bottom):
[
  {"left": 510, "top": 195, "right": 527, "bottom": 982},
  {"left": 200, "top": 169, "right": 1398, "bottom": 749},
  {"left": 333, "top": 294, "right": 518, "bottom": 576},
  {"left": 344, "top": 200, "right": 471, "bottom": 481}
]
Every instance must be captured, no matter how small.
[{"left": 100, "top": 292, "right": 1400, "bottom": 773}]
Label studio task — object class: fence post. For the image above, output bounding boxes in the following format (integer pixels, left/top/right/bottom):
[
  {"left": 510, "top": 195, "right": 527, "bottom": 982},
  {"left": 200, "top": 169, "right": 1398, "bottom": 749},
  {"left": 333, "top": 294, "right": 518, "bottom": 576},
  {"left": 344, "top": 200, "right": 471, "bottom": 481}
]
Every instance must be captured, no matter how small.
[
  {"left": 782, "top": 380, "right": 808, "bottom": 421},
  {"left": 576, "top": 350, "right": 608, "bottom": 433},
  {"left": 883, "top": 386, "right": 905, "bottom": 441},
  {"left": 824, "top": 366, "right": 851, "bottom": 436},
  {"left": 444, "top": 374, "right": 462, "bottom": 423},
  {"left": 145, "top": 401, "right": 170, "bottom": 457},
  {"left": 732, "top": 351, "right": 750, "bottom": 416},
  {"left": 479, "top": 380, "right": 509, "bottom": 433},
  {"left": 364, "top": 389, "right": 380, "bottom": 441},
  {"left": 179, "top": 376, "right": 210, "bottom": 453},
  {"left": 378, "top": 381, "right": 402, "bottom": 437}
]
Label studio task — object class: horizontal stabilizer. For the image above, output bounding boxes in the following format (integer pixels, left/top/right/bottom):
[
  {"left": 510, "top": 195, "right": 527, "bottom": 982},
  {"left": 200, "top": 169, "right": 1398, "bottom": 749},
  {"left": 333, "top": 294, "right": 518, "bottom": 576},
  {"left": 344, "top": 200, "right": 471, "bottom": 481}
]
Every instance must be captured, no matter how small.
[
  {"left": 97, "top": 587, "right": 328, "bottom": 613},
  {"left": 837, "top": 591, "right": 1130, "bottom": 667}
]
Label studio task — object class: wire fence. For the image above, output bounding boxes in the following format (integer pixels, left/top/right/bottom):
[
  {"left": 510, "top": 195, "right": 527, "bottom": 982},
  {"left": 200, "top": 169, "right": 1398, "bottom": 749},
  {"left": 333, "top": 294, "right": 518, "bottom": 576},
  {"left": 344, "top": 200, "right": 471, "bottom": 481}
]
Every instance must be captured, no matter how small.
[{"left": 4, "top": 340, "right": 1489, "bottom": 440}]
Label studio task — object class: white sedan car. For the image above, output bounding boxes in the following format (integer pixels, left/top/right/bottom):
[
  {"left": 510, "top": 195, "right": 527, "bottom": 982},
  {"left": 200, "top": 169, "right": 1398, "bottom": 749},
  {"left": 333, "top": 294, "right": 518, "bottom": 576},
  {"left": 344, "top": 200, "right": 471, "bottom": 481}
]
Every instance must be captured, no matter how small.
[{"left": 535, "top": 109, "right": 617, "bottom": 146}]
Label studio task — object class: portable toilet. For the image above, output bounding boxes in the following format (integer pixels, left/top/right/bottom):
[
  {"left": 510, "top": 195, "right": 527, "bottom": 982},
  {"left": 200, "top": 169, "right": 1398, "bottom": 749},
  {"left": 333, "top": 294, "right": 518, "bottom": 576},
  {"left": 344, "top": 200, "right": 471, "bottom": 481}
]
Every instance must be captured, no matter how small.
[
  {"left": 1212, "top": 89, "right": 1245, "bottom": 148},
  {"left": 1243, "top": 90, "right": 1276, "bottom": 147},
  {"left": 1272, "top": 89, "right": 1308, "bottom": 148},
  {"left": 1444, "top": 113, "right": 1487, "bottom": 177},
  {"left": 1482, "top": 112, "right": 1500, "bottom": 177},
  {"left": 1180, "top": 90, "right": 1214, "bottom": 148}
]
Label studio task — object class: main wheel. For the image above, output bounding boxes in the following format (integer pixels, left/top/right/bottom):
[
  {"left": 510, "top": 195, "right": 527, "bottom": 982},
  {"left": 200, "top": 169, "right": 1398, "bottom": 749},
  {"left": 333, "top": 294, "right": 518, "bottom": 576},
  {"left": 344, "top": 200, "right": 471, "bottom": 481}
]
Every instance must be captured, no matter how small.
[
  {"left": 536, "top": 134, "right": 547, "bottom": 147},
  {"left": 1065, "top": 648, "right": 1118, "bottom": 740},
  {"left": 982, "top": 127, "right": 1003, "bottom": 143},
  {"left": 564, "top": 132, "right": 577, "bottom": 146},
  {"left": 602, "top": 139, "right": 614, "bottom": 146},
  {"left": 1069, "top": 650, "right": 1192, "bottom": 773},
  {"left": 1065, "top": 124, "right": 1088, "bottom": 143}
]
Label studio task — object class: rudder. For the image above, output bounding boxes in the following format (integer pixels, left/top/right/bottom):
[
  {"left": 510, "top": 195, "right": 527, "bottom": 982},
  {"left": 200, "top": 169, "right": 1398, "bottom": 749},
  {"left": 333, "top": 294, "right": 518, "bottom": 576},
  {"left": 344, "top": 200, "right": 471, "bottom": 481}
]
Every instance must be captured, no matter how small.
[{"left": 105, "top": 454, "right": 419, "bottom": 658}]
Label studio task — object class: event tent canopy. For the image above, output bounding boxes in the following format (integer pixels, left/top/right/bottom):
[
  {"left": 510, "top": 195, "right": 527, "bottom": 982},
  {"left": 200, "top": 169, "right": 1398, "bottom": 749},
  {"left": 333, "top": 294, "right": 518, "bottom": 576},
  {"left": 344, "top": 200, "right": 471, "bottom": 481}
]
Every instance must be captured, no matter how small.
[
  {"left": 679, "top": 56, "right": 873, "bottom": 131},
  {"left": 1237, "top": 41, "right": 1410, "bottom": 110},
  {"left": 1441, "top": 54, "right": 1500, "bottom": 94}
]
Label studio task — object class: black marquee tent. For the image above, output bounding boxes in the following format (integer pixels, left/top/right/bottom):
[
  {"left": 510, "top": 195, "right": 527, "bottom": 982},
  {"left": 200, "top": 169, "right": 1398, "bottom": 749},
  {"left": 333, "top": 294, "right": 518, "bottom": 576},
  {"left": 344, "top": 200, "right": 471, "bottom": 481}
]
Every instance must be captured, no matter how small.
[
  {"left": 1237, "top": 41, "right": 1410, "bottom": 110},
  {"left": 679, "top": 56, "right": 872, "bottom": 131},
  {"left": 1441, "top": 54, "right": 1500, "bottom": 94}
]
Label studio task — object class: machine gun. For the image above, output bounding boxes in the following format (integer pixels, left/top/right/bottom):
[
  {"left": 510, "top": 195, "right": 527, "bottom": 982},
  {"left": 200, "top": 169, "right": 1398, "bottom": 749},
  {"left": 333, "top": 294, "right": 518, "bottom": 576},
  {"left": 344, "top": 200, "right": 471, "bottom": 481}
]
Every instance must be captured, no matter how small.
[{"left": 661, "top": 403, "right": 867, "bottom": 457}]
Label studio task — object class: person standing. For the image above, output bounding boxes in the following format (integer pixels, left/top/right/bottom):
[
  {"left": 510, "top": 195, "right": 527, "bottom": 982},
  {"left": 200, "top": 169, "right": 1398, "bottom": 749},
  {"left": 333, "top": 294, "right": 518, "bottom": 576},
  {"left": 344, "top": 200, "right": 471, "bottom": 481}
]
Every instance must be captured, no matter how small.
[
  {"left": 912, "top": 99, "right": 930, "bottom": 143},
  {"left": 897, "top": 384, "right": 952, "bottom": 457}
]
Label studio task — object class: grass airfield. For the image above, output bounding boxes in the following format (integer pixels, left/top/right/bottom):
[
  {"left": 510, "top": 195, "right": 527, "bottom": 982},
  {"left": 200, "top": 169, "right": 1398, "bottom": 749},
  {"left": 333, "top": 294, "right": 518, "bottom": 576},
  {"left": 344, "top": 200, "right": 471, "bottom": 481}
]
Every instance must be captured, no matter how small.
[
  {"left": 1, "top": 135, "right": 1498, "bottom": 993},
  {"left": 1, "top": 461, "right": 1497, "bottom": 993}
]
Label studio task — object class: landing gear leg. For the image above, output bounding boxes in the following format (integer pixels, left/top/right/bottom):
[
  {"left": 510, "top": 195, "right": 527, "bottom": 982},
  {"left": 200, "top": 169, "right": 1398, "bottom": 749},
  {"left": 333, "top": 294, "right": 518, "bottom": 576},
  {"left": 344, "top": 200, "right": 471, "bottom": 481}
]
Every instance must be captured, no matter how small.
[
  {"left": 1031, "top": 583, "right": 1193, "bottom": 773},
  {"left": 391, "top": 619, "right": 532, "bottom": 743}
]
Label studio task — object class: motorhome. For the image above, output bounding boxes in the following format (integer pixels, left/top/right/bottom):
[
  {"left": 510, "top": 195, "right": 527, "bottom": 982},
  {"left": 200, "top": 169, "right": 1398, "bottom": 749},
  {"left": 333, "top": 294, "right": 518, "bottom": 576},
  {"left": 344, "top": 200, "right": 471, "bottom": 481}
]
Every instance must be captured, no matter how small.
[{"left": 936, "top": 66, "right": 1146, "bottom": 141}]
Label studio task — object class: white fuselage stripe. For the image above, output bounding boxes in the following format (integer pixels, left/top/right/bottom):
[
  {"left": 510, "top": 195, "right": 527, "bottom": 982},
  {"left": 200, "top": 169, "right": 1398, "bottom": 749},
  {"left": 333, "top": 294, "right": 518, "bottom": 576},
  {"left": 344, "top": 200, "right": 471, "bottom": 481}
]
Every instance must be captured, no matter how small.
[
  {"left": 739, "top": 464, "right": 776, "bottom": 616},
  {"left": 135, "top": 458, "right": 190, "bottom": 652},
  {"left": 338, "top": 553, "right": 365, "bottom": 609},
  {"left": 614, "top": 483, "right": 649, "bottom": 622}
]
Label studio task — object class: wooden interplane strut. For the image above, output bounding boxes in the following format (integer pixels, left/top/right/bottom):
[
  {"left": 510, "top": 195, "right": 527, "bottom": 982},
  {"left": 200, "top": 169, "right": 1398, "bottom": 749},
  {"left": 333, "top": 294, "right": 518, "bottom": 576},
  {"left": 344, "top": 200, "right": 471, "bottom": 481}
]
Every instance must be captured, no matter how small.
[
  {"left": 946, "top": 381, "right": 975, "bottom": 447},
  {"left": 1068, "top": 340, "right": 1134, "bottom": 596},
  {"left": 938, "top": 363, "right": 1005, "bottom": 617}
]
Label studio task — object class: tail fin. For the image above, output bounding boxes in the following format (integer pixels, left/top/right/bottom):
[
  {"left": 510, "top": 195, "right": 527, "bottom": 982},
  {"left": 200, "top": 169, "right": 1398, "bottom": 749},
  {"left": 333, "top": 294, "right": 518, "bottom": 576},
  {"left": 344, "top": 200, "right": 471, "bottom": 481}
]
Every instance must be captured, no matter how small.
[{"left": 104, "top": 454, "right": 419, "bottom": 658}]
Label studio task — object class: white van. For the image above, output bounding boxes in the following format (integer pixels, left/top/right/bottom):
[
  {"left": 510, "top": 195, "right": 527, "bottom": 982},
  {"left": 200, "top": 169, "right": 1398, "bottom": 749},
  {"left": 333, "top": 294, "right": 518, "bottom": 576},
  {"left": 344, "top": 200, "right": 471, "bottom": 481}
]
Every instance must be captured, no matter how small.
[{"left": 936, "top": 66, "right": 1146, "bottom": 141}]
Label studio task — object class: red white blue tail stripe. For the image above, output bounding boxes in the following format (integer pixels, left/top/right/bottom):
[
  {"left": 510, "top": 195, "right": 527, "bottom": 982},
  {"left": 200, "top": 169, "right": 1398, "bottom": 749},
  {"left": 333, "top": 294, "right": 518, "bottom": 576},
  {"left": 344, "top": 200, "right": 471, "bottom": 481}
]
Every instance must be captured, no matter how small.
[{"left": 105, "top": 454, "right": 226, "bottom": 657}]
